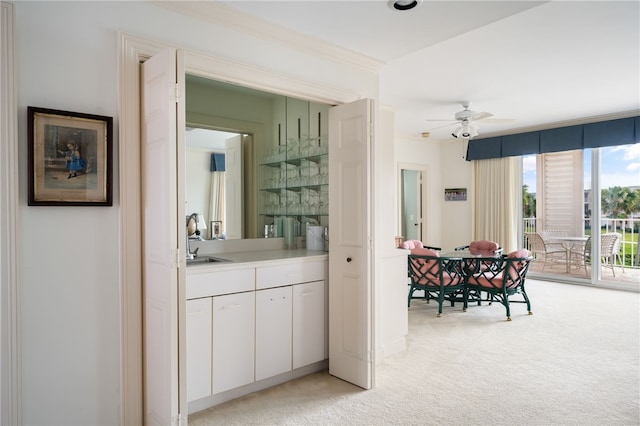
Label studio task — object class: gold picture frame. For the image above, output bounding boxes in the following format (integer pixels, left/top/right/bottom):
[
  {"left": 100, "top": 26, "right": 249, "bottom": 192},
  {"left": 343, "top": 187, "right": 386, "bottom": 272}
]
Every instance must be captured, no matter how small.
[{"left": 28, "top": 107, "right": 113, "bottom": 206}]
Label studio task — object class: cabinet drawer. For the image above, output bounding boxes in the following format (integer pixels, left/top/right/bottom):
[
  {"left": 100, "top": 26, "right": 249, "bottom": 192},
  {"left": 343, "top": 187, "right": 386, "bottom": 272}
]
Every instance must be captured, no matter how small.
[
  {"left": 187, "top": 268, "right": 254, "bottom": 299},
  {"left": 256, "top": 260, "right": 325, "bottom": 289}
]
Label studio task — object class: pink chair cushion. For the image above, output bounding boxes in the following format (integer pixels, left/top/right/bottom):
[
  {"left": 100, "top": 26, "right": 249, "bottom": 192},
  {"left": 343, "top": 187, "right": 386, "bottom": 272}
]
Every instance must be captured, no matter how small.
[
  {"left": 409, "top": 248, "right": 443, "bottom": 286},
  {"left": 410, "top": 248, "right": 439, "bottom": 257},
  {"left": 400, "top": 240, "right": 423, "bottom": 250},
  {"left": 507, "top": 249, "right": 531, "bottom": 259},
  {"left": 469, "top": 273, "right": 505, "bottom": 289},
  {"left": 506, "top": 249, "right": 532, "bottom": 281},
  {"left": 469, "top": 240, "right": 500, "bottom": 252},
  {"left": 469, "top": 249, "right": 532, "bottom": 288}
]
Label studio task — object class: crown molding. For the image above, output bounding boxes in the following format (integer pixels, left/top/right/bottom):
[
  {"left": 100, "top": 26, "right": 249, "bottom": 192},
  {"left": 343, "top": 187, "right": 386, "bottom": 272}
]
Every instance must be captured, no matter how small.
[{"left": 150, "top": 1, "right": 383, "bottom": 74}]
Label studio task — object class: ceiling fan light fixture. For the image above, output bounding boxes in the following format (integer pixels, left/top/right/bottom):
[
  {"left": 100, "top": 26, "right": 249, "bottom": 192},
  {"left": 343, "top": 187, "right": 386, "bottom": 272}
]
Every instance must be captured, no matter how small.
[
  {"left": 388, "top": 0, "right": 422, "bottom": 11},
  {"left": 452, "top": 122, "right": 478, "bottom": 139}
]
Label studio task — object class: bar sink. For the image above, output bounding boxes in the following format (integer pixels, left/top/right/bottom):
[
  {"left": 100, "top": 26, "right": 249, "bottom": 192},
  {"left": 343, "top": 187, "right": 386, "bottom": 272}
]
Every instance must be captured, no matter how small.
[{"left": 186, "top": 256, "right": 231, "bottom": 266}]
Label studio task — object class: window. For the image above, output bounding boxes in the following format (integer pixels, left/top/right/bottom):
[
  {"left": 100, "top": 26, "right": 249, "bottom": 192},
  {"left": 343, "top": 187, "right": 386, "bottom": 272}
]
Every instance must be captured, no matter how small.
[{"left": 522, "top": 143, "right": 639, "bottom": 287}]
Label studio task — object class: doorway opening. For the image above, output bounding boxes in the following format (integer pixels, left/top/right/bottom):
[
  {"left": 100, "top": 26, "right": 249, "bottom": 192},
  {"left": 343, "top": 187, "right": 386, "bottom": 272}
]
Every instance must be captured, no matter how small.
[{"left": 399, "top": 165, "right": 428, "bottom": 245}]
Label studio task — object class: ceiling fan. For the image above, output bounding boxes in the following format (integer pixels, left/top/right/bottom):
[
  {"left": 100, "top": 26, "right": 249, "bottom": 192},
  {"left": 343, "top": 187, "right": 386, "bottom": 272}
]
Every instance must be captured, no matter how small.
[{"left": 425, "top": 102, "right": 498, "bottom": 139}]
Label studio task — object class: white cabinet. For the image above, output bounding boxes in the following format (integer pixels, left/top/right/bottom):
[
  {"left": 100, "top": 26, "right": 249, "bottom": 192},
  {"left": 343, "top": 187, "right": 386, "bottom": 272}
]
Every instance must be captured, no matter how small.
[
  {"left": 186, "top": 257, "right": 327, "bottom": 409},
  {"left": 255, "top": 286, "right": 292, "bottom": 381},
  {"left": 212, "top": 291, "right": 255, "bottom": 394},
  {"left": 186, "top": 298, "right": 212, "bottom": 402},
  {"left": 293, "top": 280, "right": 326, "bottom": 369}
]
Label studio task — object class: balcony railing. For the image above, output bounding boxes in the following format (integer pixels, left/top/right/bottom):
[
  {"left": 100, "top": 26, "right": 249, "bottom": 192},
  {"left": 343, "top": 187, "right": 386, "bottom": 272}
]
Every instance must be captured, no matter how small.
[{"left": 523, "top": 217, "right": 639, "bottom": 268}]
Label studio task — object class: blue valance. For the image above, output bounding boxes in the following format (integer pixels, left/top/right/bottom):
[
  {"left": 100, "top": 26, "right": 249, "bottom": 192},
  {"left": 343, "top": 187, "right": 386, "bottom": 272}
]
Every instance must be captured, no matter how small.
[
  {"left": 210, "top": 153, "right": 225, "bottom": 171},
  {"left": 466, "top": 115, "right": 640, "bottom": 161}
]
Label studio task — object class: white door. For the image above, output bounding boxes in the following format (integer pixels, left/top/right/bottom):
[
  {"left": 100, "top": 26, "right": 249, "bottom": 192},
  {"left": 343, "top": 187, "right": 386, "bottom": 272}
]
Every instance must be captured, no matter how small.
[
  {"left": 328, "top": 98, "right": 374, "bottom": 389},
  {"left": 401, "top": 169, "right": 421, "bottom": 241},
  {"left": 142, "top": 47, "right": 187, "bottom": 425},
  {"left": 224, "top": 135, "right": 243, "bottom": 239}
]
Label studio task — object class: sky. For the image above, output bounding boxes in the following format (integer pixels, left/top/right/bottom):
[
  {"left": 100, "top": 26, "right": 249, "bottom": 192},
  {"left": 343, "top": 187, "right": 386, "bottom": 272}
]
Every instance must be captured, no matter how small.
[{"left": 522, "top": 143, "right": 640, "bottom": 193}]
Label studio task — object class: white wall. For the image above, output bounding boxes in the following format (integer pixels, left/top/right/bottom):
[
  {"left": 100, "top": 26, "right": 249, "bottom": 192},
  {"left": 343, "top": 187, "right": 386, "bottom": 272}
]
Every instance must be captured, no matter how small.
[
  {"left": 395, "top": 136, "right": 473, "bottom": 250},
  {"left": 186, "top": 148, "right": 213, "bottom": 222},
  {"left": 440, "top": 140, "right": 474, "bottom": 249},
  {"left": 11, "top": 1, "right": 379, "bottom": 424}
]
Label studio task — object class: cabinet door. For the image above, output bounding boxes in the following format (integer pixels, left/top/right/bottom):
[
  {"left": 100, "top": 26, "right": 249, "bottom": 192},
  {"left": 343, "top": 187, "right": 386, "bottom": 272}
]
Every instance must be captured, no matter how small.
[
  {"left": 255, "top": 286, "right": 293, "bottom": 381},
  {"left": 212, "top": 291, "right": 255, "bottom": 394},
  {"left": 186, "top": 298, "right": 212, "bottom": 402},
  {"left": 293, "top": 280, "right": 326, "bottom": 369}
]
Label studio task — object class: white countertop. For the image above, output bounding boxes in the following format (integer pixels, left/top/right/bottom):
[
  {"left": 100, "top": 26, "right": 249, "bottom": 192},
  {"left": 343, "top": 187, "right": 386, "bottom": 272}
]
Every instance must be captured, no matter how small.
[{"left": 186, "top": 249, "right": 328, "bottom": 272}]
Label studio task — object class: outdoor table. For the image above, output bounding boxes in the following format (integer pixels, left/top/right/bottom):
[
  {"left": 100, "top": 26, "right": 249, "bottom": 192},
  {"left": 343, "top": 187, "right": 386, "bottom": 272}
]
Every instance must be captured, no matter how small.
[{"left": 550, "top": 236, "right": 589, "bottom": 273}]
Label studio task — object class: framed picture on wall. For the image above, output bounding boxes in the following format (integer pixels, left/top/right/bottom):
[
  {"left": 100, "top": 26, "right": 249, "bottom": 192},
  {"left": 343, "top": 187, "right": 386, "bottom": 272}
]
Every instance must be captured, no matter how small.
[
  {"left": 444, "top": 187, "right": 467, "bottom": 201},
  {"left": 28, "top": 107, "right": 113, "bottom": 206}
]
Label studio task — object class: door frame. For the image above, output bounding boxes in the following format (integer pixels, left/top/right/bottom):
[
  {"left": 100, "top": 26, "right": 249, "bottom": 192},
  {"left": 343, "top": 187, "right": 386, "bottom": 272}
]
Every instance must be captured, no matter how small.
[
  {"left": 397, "top": 163, "right": 429, "bottom": 244},
  {"left": 119, "top": 33, "right": 364, "bottom": 424},
  {"left": 1, "top": 3, "right": 20, "bottom": 425}
]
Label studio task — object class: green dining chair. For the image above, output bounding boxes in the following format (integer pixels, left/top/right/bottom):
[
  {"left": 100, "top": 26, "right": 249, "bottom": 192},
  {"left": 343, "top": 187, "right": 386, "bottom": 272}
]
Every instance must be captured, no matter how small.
[
  {"left": 407, "top": 248, "right": 465, "bottom": 317},
  {"left": 463, "top": 249, "right": 534, "bottom": 321}
]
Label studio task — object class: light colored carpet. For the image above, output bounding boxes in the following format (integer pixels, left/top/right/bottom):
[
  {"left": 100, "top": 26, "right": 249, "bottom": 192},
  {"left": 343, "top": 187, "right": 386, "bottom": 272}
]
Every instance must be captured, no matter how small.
[{"left": 189, "top": 280, "right": 640, "bottom": 425}]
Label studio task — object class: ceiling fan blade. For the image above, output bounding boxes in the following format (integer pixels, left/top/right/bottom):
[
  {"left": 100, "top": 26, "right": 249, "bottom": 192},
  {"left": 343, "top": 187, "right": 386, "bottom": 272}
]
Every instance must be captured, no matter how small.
[
  {"left": 470, "top": 111, "right": 493, "bottom": 121},
  {"left": 482, "top": 118, "right": 516, "bottom": 124},
  {"left": 425, "top": 121, "right": 458, "bottom": 131}
]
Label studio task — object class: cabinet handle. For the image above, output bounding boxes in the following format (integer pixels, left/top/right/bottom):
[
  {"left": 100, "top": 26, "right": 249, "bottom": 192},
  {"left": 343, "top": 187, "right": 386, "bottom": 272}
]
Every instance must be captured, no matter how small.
[
  {"left": 220, "top": 303, "right": 241, "bottom": 310},
  {"left": 347, "top": 257, "right": 352, "bottom": 263}
]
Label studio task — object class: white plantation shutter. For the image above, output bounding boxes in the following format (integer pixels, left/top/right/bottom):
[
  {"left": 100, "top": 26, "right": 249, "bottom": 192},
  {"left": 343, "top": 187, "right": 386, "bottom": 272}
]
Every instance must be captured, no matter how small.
[{"left": 536, "top": 150, "right": 584, "bottom": 236}]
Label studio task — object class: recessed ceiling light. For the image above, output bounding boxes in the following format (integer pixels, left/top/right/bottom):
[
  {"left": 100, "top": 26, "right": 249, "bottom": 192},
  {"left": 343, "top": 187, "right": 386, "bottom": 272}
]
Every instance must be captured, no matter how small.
[{"left": 388, "top": 0, "right": 422, "bottom": 11}]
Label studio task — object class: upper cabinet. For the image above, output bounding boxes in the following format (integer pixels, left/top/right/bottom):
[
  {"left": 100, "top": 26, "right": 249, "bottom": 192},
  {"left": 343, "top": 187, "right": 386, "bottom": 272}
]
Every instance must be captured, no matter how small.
[{"left": 260, "top": 98, "right": 330, "bottom": 242}]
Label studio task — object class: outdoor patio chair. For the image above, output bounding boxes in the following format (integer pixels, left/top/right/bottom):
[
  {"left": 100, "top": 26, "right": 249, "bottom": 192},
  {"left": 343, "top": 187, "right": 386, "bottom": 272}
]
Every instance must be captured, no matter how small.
[
  {"left": 572, "top": 235, "right": 592, "bottom": 277},
  {"left": 607, "top": 233, "right": 625, "bottom": 276},
  {"left": 407, "top": 248, "right": 465, "bottom": 317},
  {"left": 463, "top": 249, "right": 534, "bottom": 321},
  {"left": 573, "top": 233, "right": 624, "bottom": 277},
  {"left": 524, "top": 232, "right": 566, "bottom": 272},
  {"left": 539, "top": 229, "right": 568, "bottom": 252}
]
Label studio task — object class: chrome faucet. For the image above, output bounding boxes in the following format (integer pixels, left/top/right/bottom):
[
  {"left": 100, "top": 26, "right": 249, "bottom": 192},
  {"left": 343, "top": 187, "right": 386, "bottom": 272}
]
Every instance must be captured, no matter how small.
[{"left": 186, "top": 213, "right": 199, "bottom": 260}]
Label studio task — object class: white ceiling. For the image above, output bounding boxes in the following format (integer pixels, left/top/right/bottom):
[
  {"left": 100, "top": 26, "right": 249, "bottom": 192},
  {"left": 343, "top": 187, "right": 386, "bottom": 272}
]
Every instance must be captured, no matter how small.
[{"left": 201, "top": 1, "right": 640, "bottom": 142}]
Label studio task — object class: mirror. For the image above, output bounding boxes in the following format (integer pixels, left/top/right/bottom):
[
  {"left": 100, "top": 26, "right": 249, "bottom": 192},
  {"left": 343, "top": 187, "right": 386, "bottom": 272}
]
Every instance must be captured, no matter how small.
[
  {"left": 186, "top": 73, "right": 282, "bottom": 239},
  {"left": 186, "top": 74, "right": 331, "bottom": 240},
  {"left": 185, "top": 128, "right": 244, "bottom": 239}
]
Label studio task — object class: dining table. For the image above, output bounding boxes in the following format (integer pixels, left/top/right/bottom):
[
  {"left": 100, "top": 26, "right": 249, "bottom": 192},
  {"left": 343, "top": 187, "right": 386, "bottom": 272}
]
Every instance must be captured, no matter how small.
[
  {"left": 439, "top": 248, "right": 503, "bottom": 276},
  {"left": 438, "top": 248, "right": 503, "bottom": 303},
  {"left": 440, "top": 248, "right": 502, "bottom": 260},
  {"left": 550, "top": 236, "right": 589, "bottom": 273}
]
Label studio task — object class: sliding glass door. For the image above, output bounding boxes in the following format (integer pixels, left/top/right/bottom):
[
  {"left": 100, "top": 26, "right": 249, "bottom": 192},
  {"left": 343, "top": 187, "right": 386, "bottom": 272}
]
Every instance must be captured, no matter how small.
[{"left": 523, "top": 143, "right": 639, "bottom": 289}]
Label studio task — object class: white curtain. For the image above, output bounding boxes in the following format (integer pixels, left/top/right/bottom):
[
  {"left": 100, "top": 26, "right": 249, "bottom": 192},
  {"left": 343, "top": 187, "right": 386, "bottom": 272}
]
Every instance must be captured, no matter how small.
[
  {"left": 473, "top": 156, "right": 520, "bottom": 253},
  {"left": 208, "top": 171, "right": 225, "bottom": 236}
]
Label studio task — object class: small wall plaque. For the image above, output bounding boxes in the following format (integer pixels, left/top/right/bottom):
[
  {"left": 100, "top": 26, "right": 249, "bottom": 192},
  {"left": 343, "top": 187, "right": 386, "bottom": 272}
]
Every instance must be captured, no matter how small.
[{"left": 444, "top": 188, "right": 467, "bottom": 201}]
